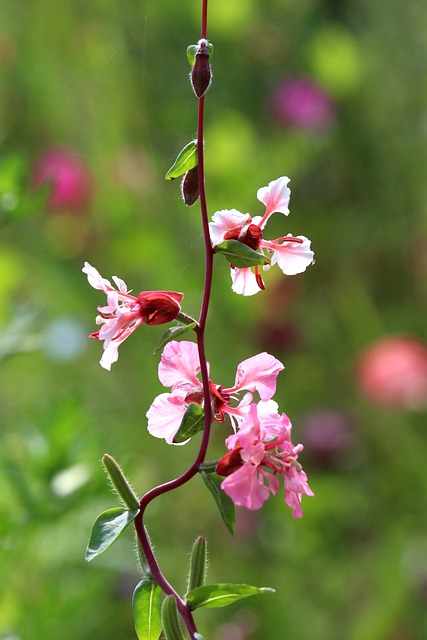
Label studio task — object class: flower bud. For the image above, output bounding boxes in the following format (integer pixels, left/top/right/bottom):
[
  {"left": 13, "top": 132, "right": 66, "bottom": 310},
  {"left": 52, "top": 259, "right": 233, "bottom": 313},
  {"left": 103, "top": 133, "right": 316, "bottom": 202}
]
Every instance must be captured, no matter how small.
[
  {"left": 181, "top": 166, "right": 199, "bottom": 206},
  {"left": 161, "top": 595, "right": 185, "bottom": 640},
  {"left": 137, "top": 291, "right": 183, "bottom": 326},
  {"left": 190, "top": 39, "right": 212, "bottom": 98},
  {"left": 187, "top": 536, "right": 207, "bottom": 593},
  {"left": 102, "top": 453, "right": 140, "bottom": 511}
]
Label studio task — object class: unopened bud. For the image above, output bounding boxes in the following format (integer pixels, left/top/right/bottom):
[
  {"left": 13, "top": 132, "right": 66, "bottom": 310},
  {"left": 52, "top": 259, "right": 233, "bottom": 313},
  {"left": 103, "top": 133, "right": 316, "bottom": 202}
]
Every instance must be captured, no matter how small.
[
  {"left": 161, "top": 595, "right": 185, "bottom": 640},
  {"left": 190, "top": 39, "right": 212, "bottom": 98},
  {"left": 102, "top": 453, "right": 140, "bottom": 511},
  {"left": 187, "top": 536, "right": 207, "bottom": 594},
  {"left": 181, "top": 166, "right": 199, "bottom": 206}
]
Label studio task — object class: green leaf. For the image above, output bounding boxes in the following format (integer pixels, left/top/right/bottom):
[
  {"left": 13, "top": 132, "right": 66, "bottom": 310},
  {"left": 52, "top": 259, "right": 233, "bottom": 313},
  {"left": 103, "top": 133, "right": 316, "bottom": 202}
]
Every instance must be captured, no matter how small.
[
  {"left": 173, "top": 403, "right": 204, "bottom": 444},
  {"left": 161, "top": 595, "right": 185, "bottom": 640},
  {"left": 85, "top": 507, "right": 139, "bottom": 563},
  {"left": 215, "top": 240, "right": 270, "bottom": 268},
  {"left": 132, "top": 577, "right": 163, "bottom": 640},
  {"left": 187, "top": 42, "right": 214, "bottom": 68},
  {"left": 165, "top": 141, "right": 197, "bottom": 181},
  {"left": 186, "top": 583, "right": 276, "bottom": 610},
  {"left": 153, "top": 323, "right": 197, "bottom": 356},
  {"left": 200, "top": 471, "right": 235, "bottom": 536}
]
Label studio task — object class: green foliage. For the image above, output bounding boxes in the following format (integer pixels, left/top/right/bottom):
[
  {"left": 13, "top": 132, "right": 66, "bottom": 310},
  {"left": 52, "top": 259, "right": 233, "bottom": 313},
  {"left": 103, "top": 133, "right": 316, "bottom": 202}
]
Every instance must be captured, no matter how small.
[
  {"left": 153, "top": 322, "right": 197, "bottom": 355},
  {"left": 86, "top": 508, "right": 140, "bottom": 563},
  {"left": 185, "top": 583, "right": 275, "bottom": 610},
  {"left": 161, "top": 596, "right": 185, "bottom": 640},
  {"left": 165, "top": 141, "right": 198, "bottom": 181},
  {"left": 199, "top": 471, "right": 235, "bottom": 536},
  {"left": 132, "top": 578, "right": 163, "bottom": 640},
  {"left": 186, "top": 536, "right": 207, "bottom": 593},
  {"left": 173, "top": 403, "right": 204, "bottom": 444},
  {"left": 215, "top": 240, "right": 270, "bottom": 268}
]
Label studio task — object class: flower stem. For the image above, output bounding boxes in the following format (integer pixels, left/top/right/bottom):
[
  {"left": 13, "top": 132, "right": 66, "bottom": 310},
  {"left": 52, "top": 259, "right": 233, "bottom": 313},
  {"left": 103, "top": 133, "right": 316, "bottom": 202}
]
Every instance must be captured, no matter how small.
[{"left": 134, "top": 1, "right": 212, "bottom": 637}]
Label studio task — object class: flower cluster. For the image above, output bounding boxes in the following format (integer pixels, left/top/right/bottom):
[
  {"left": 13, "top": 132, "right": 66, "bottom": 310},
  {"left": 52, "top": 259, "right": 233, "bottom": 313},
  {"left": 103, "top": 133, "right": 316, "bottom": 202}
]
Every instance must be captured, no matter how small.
[
  {"left": 83, "top": 262, "right": 183, "bottom": 370},
  {"left": 147, "top": 340, "right": 313, "bottom": 516},
  {"left": 210, "top": 176, "right": 314, "bottom": 296}
]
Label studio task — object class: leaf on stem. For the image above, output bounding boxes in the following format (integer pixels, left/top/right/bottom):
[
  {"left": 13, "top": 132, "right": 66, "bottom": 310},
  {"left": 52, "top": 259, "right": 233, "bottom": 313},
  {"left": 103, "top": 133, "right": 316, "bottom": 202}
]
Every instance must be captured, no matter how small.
[
  {"left": 215, "top": 240, "right": 270, "bottom": 269},
  {"left": 173, "top": 403, "right": 204, "bottom": 444},
  {"left": 132, "top": 577, "right": 163, "bottom": 640},
  {"left": 200, "top": 471, "right": 235, "bottom": 536},
  {"left": 165, "top": 141, "right": 198, "bottom": 181},
  {"left": 153, "top": 323, "right": 197, "bottom": 356},
  {"left": 85, "top": 507, "right": 139, "bottom": 563},
  {"left": 186, "top": 583, "right": 276, "bottom": 610}
]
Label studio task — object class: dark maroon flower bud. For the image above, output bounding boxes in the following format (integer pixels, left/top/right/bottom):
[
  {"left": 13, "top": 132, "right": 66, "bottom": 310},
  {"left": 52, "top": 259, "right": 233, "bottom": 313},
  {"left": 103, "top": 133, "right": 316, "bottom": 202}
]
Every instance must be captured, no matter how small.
[
  {"left": 138, "top": 291, "right": 183, "bottom": 326},
  {"left": 216, "top": 447, "right": 244, "bottom": 477},
  {"left": 190, "top": 39, "right": 212, "bottom": 98},
  {"left": 181, "top": 165, "right": 199, "bottom": 206}
]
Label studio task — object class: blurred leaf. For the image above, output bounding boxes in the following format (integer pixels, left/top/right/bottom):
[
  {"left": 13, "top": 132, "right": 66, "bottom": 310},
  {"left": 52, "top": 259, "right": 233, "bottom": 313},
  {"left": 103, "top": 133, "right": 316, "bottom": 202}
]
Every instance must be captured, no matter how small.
[
  {"left": 200, "top": 471, "right": 235, "bottom": 536},
  {"left": 186, "top": 583, "right": 275, "bottom": 610},
  {"left": 165, "top": 141, "right": 197, "bottom": 180},
  {"left": 132, "top": 577, "right": 163, "bottom": 640},
  {"left": 153, "top": 323, "right": 197, "bottom": 355},
  {"left": 215, "top": 240, "right": 270, "bottom": 268},
  {"left": 173, "top": 403, "right": 204, "bottom": 444},
  {"left": 85, "top": 507, "right": 139, "bottom": 563}
]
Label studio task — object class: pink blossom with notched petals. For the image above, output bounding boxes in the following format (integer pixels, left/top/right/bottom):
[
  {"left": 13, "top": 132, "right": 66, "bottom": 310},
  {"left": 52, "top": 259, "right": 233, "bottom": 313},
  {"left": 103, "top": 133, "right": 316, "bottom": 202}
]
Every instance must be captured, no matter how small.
[
  {"left": 146, "top": 341, "right": 284, "bottom": 444},
  {"left": 209, "top": 176, "right": 314, "bottom": 296},
  {"left": 83, "top": 262, "right": 183, "bottom": 371},
  {"left": 217, "top": 403, "right": 313, "bottom": 517}
]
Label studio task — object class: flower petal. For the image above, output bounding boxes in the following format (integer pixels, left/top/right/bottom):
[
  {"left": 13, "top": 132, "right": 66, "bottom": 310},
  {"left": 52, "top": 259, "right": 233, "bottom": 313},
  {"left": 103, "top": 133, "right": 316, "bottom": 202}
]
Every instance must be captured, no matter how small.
[
  {"left": 264, "top": 235, "right": 314, "bottom": 275},
  {"left": 82, "top": 262, "right": 113, "bottom": 292},
  {"left": 146, "top": 391, "right": 187, "bottom": 444},
  {"left": 231, "top": 267, "right": 261, "bottom": 296},
  {"left": 257, "top": 176, "right": 291, "bottom": 220},
  {"left": 209, "top": 209, "right": 251, "bottom": 245},
  {"left": 221, "top": 463, "right": 275, "bottom": 510},
  {"left": 158, "top": 340, "right": 202, "bottom": 389},
  {"left": 233, "top": 352, "right": 284, "bottom": 401}
]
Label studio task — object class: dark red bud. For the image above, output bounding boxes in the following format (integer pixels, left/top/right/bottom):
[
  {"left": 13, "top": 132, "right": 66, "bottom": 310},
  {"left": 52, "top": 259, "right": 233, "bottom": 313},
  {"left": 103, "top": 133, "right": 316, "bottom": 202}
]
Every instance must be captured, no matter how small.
[
  {"left": 216, "top": 447, "right": 244, "bottom": 477},
  {"left": 138, "top": 291, "right": 183, "bottom": 326},
  {"left": 181, "top": 166, "right": 199, "bottom": 206},
  {"left": 190, "top": 41, "right": 212, "bottom": 98}
]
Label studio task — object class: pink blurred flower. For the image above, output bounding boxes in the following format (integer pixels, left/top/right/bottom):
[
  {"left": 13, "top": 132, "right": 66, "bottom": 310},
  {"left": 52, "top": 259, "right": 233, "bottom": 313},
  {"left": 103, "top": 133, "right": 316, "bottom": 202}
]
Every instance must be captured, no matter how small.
[
  {"left": 33, "top": 148, "right": 93, "bottom": 211},
  {"left": 217, "top": 403, "right": 313, "bottom": 516},
  {"left": 356, "top": 335, "right": 427, "bottom": 410},
  {"left": 299, "top": 410, "right": 359, "bottom": 469},
  {"left": 210, "top": 176, "right": 314, "bottom": 296},
  {"left": 270, "top": 76, "right": 337, "bottom": 131},
  {"left": 146, "top": 340, "right": 284, "bottom": 444},
  {"left": 83, "top": 262, "right": 183, "bottom": 370}
]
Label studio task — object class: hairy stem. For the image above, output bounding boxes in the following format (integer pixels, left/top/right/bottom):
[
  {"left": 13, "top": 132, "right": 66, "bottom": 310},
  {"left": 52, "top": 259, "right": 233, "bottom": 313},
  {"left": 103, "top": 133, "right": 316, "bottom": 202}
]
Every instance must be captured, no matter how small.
[{"left": 134, "top": 1, "right": 211, "bottom": 637}]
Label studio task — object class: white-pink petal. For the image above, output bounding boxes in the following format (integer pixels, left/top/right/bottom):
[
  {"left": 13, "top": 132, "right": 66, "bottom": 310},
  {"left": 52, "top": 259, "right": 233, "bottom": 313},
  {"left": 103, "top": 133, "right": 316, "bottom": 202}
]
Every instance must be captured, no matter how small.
[
  {"left": 233, "top": 352, "right": 284, "bottom": 401},
  {"left": 264, "top": 235, "right": 314, "bottom": 275},
  {"left": 82, "top": 262, "right": 113, "bottom": 293},
  {"left": 146, "top": 391, "right": 187, "bottom": 445},
  {"left": 99, "top": 341, "right": 119, "bottom": 371},
  {"left": 158, "top": 340, "right": 202, "bottom": 390},
  {"left": 231, "top": 267, "right": 260, "bottom": 297},
  {"left": 257, "top": 176, "right": 291, "bottom": 219},
  {"left": 209, "top": 209, "right": 251, "bottom": 245}
]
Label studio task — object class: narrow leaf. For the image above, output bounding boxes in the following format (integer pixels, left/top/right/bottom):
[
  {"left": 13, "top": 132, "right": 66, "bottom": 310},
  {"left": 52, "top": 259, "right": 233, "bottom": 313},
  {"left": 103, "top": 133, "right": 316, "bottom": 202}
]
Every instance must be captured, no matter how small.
[
  {"left": 165, "top": 141, "right": 197, "bottom": 181},
  {"left": 186, "top": 583, "right": 276, "bottom": 610},
  {"left": 215, "top": 240, "right": 270, "bottom": 268},
  {"left": 200, "top": 471, "right": 235, "bottom": 536},
  {"left": 153, "top": 323, "right": 197, "bottom": 356},
  {"left": 173, "top": 403, "right": 204, "bottom": 444},
  {"left": 85, "top": 507, "right": 139, "bottom": 563},
  {"left": 132, "top": 577, "right": 163, "bottom": 640}
]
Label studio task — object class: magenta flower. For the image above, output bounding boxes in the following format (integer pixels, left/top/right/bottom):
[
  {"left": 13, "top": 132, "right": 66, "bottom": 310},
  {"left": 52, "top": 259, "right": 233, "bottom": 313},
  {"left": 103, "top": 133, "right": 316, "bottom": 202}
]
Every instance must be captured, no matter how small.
[
  {"left": 146, "top": 340, "right": 284, "bottom": 444},
  {"left": 209, "top": 177, "right": 314, "bottom": 296},
  {"left": 270, "top": 76, "right": 337, "bottom": 131},
  {"left": 83, "top": 262, "right": 183, "bottom": 370},
  {"left": 217, "top": 403, "right": 313, "bottom": 516}
]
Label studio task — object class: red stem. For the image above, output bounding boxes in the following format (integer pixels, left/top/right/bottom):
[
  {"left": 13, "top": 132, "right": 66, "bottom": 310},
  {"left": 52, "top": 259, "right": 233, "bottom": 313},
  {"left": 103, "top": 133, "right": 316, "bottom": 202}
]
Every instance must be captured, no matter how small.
[{"left": 134, "top": 1, "right": 212, "bottom": 637}]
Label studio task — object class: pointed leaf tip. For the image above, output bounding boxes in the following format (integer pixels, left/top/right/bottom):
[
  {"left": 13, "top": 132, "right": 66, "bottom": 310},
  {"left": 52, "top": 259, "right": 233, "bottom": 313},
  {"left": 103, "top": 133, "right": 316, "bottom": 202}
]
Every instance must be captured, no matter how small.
[
  {"left": 186, "top": 583, "right": 275, "bottom": 610},
  {"left": 215, "top": 240, "right": 270, "bottom": 269},
  {"left": 165, "top": 141, "right": 198, "bottom": 181},
  {"left": 85, "top": 507, "right": 139, "bottom": 563}
]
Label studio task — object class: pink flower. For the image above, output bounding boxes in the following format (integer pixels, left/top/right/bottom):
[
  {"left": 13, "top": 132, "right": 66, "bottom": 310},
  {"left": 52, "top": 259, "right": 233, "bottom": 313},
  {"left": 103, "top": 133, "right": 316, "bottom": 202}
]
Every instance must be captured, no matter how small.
[
  {"left": 270, "top": 76, "right": 337, "bottom": 131},
  {"left": 83, "top": 262, "right": 183, "bottom": 370},
  {"left": 217, "top": 403, "right": 313, "bottom": 516},
  {"left": 355, "top": 335, "right": 427, "bottom": 410},
  {"left": 209, "top": 177, "right": 314, "bottom": 296},
  {"left": 146, "top": 341, "right": 284, "bottom": 444},
  {"left": 32, "top": 148, "right": 93, "bottom": 212}
]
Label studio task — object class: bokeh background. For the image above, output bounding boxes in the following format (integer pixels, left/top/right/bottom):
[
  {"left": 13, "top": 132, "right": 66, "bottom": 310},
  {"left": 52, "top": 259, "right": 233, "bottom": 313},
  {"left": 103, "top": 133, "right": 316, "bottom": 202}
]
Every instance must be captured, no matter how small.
[{"left": 1, "top": 0, "right": 427, "bottom": 639}]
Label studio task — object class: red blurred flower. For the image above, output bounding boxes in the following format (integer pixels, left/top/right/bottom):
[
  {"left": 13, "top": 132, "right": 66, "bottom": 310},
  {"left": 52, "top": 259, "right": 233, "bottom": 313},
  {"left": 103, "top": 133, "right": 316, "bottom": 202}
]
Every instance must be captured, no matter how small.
[
  {"left": 356, "top": 335, "right": 427, "bottom": 410},
  {"left": 33, "top": 148, "right": 93, "bottom": 211}
]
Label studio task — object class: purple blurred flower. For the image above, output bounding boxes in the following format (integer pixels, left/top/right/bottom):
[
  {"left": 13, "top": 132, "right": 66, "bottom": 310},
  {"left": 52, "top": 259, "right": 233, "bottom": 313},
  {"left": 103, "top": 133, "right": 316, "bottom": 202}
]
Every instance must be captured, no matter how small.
[
  {"left": 270, "top": 76, "right": 337, "bottom": 131},
  {"left": 299, "top": 410, "right": 358, "bottom": 469},
  {"left": 33, "top": 148, "right": 93, "bottom": 212}
]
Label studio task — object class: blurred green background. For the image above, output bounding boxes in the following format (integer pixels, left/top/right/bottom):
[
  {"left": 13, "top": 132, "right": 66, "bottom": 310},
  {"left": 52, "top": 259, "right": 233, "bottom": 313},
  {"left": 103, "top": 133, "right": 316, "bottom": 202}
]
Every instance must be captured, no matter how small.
[{"left": 1, "top": 0, "right": 427, "bottom": 639}]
